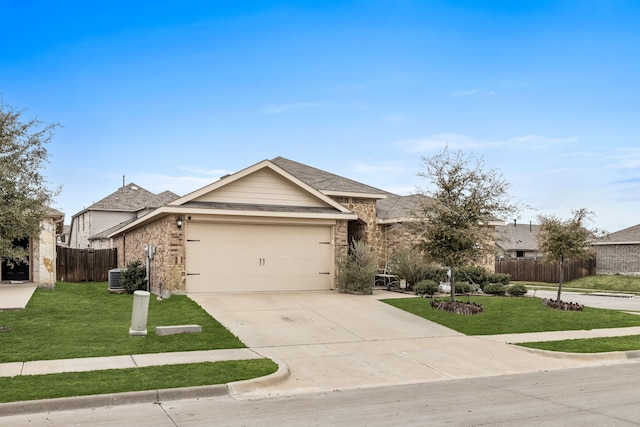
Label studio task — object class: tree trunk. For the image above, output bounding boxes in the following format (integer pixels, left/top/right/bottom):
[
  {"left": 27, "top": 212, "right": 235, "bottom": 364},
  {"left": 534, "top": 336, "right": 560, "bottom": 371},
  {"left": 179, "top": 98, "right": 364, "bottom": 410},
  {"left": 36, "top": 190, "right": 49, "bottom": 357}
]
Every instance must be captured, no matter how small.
[
  {"left": 556, "top": 255, "right": 564, "bottom": 301},
  {"left": 450, "top": 267, "right": 456, "bottom": 302}
]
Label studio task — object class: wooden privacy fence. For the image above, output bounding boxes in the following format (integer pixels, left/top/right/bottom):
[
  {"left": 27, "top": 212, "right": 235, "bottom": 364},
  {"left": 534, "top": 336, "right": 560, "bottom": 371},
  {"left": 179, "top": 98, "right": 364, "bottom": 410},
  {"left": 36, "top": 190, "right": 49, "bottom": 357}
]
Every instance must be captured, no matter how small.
[
  {"left": 495, "top": 258, "right": 596, "bottom": 283},
  {"left": 56, "top": 247, "right": 118, "bottom": 282}
]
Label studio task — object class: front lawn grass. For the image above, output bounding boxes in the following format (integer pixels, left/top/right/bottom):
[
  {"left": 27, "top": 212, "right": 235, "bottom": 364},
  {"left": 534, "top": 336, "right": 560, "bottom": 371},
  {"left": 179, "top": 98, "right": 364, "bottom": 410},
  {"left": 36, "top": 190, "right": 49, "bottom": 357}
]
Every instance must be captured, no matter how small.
[
  {"left": 0, "top": 359, "right": 278, "bottom": 403},
  {"left": 517, "top": 335, "right": 640, "bottom": 353},
  {"left": 0, "top": 282, "right": 244, "bottom": 363},
  {"left": 515, "top": 274, "right": 640, "bottom": 294},
  {"left": 382, "top": 296, "right": 640, "bottom": 336}
]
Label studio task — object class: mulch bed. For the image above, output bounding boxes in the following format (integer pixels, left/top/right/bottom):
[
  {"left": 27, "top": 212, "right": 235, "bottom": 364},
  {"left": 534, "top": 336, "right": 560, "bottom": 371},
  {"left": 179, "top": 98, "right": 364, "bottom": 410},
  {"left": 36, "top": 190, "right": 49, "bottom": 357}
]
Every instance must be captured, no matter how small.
[
  {"left": 542, "top": 298, "right": 584, "bottom": 311},
  {"left": 431, "top": 300, "right": 484, "bottom": 315}
]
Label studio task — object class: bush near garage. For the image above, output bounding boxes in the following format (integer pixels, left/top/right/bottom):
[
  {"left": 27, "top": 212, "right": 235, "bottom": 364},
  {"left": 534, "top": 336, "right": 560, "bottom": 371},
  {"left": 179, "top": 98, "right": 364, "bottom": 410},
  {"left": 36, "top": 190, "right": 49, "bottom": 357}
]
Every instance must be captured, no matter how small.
[
  {"left": 120, "top": 261, "right": 147, "bottom": 293},
  {"left": 388, "top": 247, "right": 433, "bottom": 289},
  {"left": 336, "top": 240, "right": 378, "bottom": 295}
]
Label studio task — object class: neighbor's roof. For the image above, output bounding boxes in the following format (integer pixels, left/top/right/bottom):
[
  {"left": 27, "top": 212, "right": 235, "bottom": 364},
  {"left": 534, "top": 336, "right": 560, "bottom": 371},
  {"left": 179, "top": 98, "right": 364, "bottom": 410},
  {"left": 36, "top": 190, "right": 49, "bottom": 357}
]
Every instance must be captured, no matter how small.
[
  {"left": 495, "top": 223, "right": 541, "bottom": 251},
  {"left": 46, "top": 207, "right": 65, "bottom": 218},
  {"left": 75, "top": 183, "right": 179, "bottom": 215},
  {"left": 594, "top": 223, "right": 640, "bottom": 245},
  {"left": 271, "top": 156, "right": 387, "bottom": 198}
]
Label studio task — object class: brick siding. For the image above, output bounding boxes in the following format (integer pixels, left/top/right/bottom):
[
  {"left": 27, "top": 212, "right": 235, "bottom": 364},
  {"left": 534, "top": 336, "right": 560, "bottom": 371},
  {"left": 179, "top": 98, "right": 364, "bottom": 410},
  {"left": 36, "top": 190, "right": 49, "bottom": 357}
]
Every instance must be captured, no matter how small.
[
  {"left": 112, "top": 214, "right": 185, "bottom": 296},
  {"left": 596, "top": 244, "right": 640, "bottom": 275}
]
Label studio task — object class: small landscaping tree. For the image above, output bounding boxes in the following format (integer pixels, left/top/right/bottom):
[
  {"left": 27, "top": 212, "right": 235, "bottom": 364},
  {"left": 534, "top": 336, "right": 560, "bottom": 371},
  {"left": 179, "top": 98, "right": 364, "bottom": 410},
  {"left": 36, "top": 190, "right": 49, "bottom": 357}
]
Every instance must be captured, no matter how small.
[
  {"left": 336, "top": 240, "right": 378, "bottom": 295},
  {"left": 412, "top": 147, "right": 518, "bottom": 302},
  {"left": 120, "top": 261, "right": 147, "bottom": 293},
  {"left": 536, "top": 208, "right": 599, "bottom": 302},
  {"left": 388, "top": 246, "right": 431, "bottom": 289}
]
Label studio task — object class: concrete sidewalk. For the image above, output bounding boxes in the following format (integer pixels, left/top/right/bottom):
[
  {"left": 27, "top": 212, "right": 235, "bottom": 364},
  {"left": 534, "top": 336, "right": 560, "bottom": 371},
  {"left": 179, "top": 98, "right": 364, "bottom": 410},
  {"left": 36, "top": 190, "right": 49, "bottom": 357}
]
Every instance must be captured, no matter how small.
[
  {"left": 0, "top": 349, "right": 264, "bottom": 378},
  {"left": 0, "top": 283, "right": 37, "bottom": 311}
]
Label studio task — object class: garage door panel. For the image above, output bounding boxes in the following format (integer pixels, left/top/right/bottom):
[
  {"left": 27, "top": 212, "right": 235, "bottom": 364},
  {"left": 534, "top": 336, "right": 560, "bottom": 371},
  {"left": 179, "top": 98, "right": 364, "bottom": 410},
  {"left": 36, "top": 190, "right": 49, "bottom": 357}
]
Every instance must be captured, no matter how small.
[{"left": 186, "top": 222, "right": 332, "bottom": 292}]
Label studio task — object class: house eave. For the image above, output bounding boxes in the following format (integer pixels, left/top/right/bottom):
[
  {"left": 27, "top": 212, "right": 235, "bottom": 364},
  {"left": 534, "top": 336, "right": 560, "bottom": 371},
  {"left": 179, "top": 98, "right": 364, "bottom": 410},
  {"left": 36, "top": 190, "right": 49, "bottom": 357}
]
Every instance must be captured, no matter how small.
[
  {"left": 108, "top": 206, "right": 357, "bottom": 238},
  {"left": 322, "top": 190, "right": 387, "bottom": 199},
  {"left": 592, "top": 241, "right": 640, "bottom": 246}
]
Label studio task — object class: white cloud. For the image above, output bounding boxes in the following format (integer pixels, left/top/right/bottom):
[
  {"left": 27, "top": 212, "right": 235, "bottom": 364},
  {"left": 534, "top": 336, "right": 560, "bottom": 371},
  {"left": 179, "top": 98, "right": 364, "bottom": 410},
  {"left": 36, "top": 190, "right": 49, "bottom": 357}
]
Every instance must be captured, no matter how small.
[
  {"left": 513, "top": 135, "right": 577, "bottom": 147},
  {"left": 398, "top": 133, "right": 577, "bottom": 153},
  {"left": 398, "top": 133, "right": 481, "bottom": 152},
  {"left": 262, "top": 102, "right": 321, "bottom": 114}
]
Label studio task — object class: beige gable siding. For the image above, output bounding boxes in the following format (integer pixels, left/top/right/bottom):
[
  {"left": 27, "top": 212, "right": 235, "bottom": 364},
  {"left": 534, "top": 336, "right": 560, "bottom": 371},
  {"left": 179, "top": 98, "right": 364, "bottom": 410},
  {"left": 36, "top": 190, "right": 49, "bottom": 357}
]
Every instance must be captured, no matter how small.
[
  {"left": 193, "top": 168, "right": 327, "bottom": 207},
  {"left": 91, "top": 211, "right": 134, "bottom": 235}
]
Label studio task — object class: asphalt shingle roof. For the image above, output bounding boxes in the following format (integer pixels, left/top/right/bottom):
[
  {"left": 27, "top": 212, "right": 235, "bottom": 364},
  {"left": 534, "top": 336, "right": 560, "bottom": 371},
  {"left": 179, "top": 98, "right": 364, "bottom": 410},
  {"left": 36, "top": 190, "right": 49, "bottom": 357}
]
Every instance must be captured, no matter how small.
[
  {"left": 376, "top": 193, "right": 428, "bottom": 220},
  {"left": 271, "top": 156, "right": 388, "bottom": 196},
  {"left": 597, "top": 224, "right": 640, "bottom": 244},
  {"left": 495, "top": 223, "right": 541, "bottom": 251},
  {"left": 86, "top": 183, "right": 179, "bottom": 212}
]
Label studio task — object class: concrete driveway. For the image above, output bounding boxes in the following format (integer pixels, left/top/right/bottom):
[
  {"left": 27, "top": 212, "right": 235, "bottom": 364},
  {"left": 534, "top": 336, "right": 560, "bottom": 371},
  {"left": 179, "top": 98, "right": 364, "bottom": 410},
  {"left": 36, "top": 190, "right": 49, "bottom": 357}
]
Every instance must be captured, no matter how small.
[{"left": 189, "top": 290, "right": 630, "bottom": 398}]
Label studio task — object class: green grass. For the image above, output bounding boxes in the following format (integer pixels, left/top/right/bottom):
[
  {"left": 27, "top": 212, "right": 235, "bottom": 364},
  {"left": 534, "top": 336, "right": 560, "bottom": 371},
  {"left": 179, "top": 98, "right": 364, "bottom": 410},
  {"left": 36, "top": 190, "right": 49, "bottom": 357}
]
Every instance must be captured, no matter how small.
[
  {"left": 518, "top": 335, "right": 640, "bottom": 353},
  {"left": 0, "top": 359, "right": 278, "bottom": 403},
  {"left": 515, "top": 274, "right": 640, "bottom": 294},
  {"left": 382, "top": 296, "right": 640, "bottom": 335},
  {"left": 0, "top": 282, "right": 245, "bottom": 362}
]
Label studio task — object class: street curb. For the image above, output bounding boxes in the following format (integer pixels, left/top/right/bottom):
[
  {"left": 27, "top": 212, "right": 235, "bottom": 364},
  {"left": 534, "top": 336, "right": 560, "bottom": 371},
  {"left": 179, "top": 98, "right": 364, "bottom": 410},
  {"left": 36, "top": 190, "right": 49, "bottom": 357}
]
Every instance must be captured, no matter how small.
[
  {"left": 513, "top": 345, "right": 640, "bottom": 361},
  {"left": 228, "top": 359, "right": 290, "bottom": 396},
  {"left": 0, "top": 360, "right": 288, "bottom": 417}
]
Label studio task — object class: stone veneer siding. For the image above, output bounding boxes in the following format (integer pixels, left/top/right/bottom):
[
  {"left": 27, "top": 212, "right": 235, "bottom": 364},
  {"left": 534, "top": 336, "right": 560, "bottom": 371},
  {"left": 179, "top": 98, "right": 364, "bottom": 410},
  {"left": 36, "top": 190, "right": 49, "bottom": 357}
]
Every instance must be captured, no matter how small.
[
  {"left": 32, "top": 217, "right": 58, "bottom": 287},
  {"left": 112, "top": 214, "right": 186, "bottom": 296},
  {"left": 334, "top": 220, "right": 349, "bottom": 259},
  {"left": 596, "top": 244, "right": 640, "bottom": 275},
  {"left": 331, "top": 196, "right": 386, "bottom": 267}
]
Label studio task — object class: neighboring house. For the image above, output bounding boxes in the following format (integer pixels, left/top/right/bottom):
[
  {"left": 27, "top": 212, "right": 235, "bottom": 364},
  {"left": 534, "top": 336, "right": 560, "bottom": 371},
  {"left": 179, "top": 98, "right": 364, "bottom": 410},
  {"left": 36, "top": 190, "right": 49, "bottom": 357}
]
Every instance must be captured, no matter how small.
[
  {"left": 107, "top": 157, "right": 499, "bottom": 296},
  {"left": 57, "top": 224, "right": 70, "bottom": 246},
  {"left": 68, "top": 183, "right": 179, "bottom": 249},
  {"left": 1, "top": 208, "right": 64, "bottom": 287},
  {"left": 495, "top": 222, "right": 542, "bottom": 260},
  {"left": 593, "top": 224, "right": 640, "bottom": 275}
]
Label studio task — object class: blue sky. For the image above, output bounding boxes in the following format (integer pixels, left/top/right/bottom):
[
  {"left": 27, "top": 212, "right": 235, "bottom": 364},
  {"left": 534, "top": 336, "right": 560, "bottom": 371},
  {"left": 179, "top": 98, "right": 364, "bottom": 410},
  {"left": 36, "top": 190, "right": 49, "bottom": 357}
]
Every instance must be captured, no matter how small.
[{"left": 2, "top": 1, "right": 639, "bottom": 231}]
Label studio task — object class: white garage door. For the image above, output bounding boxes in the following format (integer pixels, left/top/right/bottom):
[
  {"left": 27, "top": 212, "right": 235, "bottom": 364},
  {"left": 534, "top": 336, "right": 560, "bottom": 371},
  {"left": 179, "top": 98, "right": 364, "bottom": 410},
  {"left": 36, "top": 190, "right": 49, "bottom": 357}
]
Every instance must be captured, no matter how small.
[{"left": 186, "top": 222, "right": 333, "bottom": 292}]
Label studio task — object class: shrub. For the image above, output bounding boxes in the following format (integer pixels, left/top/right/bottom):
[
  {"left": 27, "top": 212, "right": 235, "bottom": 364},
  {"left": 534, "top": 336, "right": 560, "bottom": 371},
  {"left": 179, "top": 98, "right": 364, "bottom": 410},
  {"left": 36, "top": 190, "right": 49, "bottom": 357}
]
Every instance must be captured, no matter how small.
[
  {"left": 120, "top": 261, "right": 147, "bottom": 294},
  {"left": 336, "top": 240, "right": 378, "bottom": 295},
  {"left": 507, "top": 284, "right": 528, "bottom": 297},
  {"left": 456, "top": 266, "right": 491, "bottom": 288},
  {"left": 489, "top": 273, "right": 510, "bottom": 286},
  {"left": 424, "top": 266, "right": 449, "bottom": 283},
  {"left": 414, "top": 280, "right": 439, "bottom": 298},
  {"left": 388, "top": 247, "right": 431, "bottom": 288},
  {"left": 454, "top": 282, "right": 473, "bottom": 294},
  {"left": 483, "top": 283, "right": 506, "bottom": 296}
]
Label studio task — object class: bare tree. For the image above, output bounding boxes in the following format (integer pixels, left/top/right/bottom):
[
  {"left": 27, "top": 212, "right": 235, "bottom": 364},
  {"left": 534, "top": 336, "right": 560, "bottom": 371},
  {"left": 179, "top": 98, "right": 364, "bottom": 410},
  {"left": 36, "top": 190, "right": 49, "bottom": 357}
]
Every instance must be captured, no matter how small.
[
  {"left": 536, "top": 208, "right": 597, "bottom": 301},
  {"left": 0, "top": 101, "right": 59, "bottom": 264},
  {"left": 413, "top": 147, "right": 517, "bottom": 302}
]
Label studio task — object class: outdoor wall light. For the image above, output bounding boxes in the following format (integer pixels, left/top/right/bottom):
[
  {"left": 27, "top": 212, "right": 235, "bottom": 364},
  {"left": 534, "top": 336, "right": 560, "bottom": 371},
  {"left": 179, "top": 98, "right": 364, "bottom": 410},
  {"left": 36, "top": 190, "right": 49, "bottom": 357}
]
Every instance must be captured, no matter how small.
[{"left": 176, "top": 216, "right": 183, "bottom": 229}]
